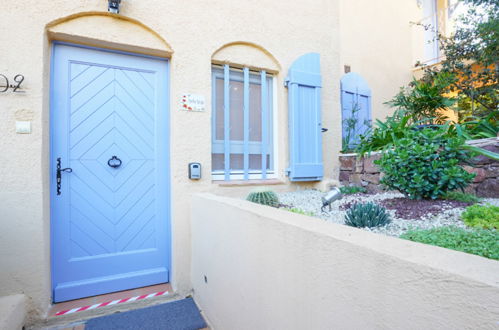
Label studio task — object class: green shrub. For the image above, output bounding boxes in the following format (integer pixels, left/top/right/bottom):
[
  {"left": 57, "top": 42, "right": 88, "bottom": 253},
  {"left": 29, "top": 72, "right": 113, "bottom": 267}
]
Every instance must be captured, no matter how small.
[
  {"left": 246, "top": 190, "right": 279, "bottom": 207},
  {"left": 448, "top": 113, "right": 499, "bottom": 140},
  {"left": 461, "top": 204, "right": 499, "bottom": 229},
  {"left": 400, "top": 226, "right": 499, "bottom": 260},
  {"left": 356, "top": 109, "right": 414, "bottom": 156},
  {"left": 443, "top": 191, "right": 480, "bottom": 203},
  {"left": 376, "top": 128, "right": 475, "bottom": 199},
  {"left": 385, "top": 73, "right": 456, "bottom": 124},
  {"left": 284, "top": 207, "right": 315, "bottom": 217},
  {"left": 344, "top": 202, "right": 391, "bottom": 228},
  {"left": 339, "top": 186, "right": 367, "bottom": 195}
]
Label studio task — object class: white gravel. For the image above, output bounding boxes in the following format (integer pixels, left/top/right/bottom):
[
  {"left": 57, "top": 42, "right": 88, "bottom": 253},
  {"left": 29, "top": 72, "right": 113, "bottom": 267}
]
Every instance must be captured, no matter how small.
[{"left": 277, "top": 189, "right": 499, "bottom": 237}]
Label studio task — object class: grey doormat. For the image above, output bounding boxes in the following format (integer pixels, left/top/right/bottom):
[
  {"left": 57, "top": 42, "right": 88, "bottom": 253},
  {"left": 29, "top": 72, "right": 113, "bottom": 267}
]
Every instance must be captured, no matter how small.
[{"left": 85, "top": 297, "right": 207, "bottom": 330}]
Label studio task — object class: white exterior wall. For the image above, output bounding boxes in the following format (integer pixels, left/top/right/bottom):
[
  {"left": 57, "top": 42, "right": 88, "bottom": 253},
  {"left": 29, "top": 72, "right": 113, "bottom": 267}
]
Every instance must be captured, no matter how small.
[
  {"left": 191, "top": 194, "right": 499, "bottom": 330},
  {"left": 0, "top": 0, "right": 424, "bottom": 321}
]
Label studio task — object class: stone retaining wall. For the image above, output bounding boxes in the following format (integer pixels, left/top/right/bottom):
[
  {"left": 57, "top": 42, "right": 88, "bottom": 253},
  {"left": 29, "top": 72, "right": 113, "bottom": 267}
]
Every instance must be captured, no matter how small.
[{"left": 339, "top": 138, "right": 498, "bottom": 197}]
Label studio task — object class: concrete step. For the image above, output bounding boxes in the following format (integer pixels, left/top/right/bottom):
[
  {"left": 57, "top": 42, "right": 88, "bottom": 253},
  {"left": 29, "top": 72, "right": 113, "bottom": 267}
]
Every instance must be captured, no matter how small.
[{"left": 0, "top": 294, "right": 27, "bottom": 330}]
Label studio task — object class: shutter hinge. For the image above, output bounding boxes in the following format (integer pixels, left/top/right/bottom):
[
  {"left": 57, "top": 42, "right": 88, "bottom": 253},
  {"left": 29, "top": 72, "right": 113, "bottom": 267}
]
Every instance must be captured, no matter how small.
[{"left": 284, "top": 78, "right": 290, "bottom": 88}]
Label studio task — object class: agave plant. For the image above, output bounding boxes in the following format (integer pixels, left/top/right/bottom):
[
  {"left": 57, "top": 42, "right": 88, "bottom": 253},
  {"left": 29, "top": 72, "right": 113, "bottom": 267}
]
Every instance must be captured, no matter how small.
[{"left": 344, "top": 202, "right": 391, "bottom": 228}]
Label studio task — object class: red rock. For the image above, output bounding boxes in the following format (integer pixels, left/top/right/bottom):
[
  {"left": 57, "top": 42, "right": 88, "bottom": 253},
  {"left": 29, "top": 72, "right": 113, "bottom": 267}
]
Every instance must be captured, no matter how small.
[
  {"left": 354, "top": 158, "right": 364, "bottom": 173},
  {"left": 339, "top": 171, "right": 349, "bottom": 182},
  {"left": 339, "top": 156, "right": 355, "bottom": 171},
  {"left": 484, "top": 165, "right": 499, "bottom": 178},
  {"left": 463, "top": 184, "right": 477, "bottom": 195},
  {"left": 464, "top": 166, "right": 487, "bottom": 183},
  {"left": 470, "top": 144, "right": 499, "bottom": 165},
  {"left": 476, "top": 178, "right": 499, "bottom": 198},
  {"left": 349, "top": 173, "right": 363, "bottom": 185},
  {"left": 361, "top": 173, "right": 380, "bottom": 184},
  {"left": 363, "top": 153, "right": 381, "bottom": 174}
]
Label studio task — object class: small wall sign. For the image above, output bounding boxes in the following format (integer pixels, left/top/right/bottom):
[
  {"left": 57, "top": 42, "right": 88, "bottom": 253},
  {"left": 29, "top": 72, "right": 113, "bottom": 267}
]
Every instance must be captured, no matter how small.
[
  {"left": 0, "top": 74, "right": 25, "bottom": 93},
  {"left": 15, "top": 121, "right": 32, "bottom": 134},
  {"left": 180, "top": 94, "right": 205, "bottom": 112}
]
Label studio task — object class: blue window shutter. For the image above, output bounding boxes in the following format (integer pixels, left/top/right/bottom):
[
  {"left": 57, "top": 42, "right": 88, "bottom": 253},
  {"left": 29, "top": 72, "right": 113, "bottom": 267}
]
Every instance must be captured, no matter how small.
[
  {"left": 341, "top": 72, "right": 372, "bottom": 149},
  {"left": 286, "top": 53, "right": 323, "bottom": 181}
]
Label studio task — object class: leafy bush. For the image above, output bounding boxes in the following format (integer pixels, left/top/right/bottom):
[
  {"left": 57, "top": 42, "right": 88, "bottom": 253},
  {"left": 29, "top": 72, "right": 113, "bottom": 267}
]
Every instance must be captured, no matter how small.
[
  {"left": 376, "top": 128, "right": 475, "bottom": 199},
  {"left": 461, "top": 204, "right": 499, "bottom": 229},
  {"left": 386, "top": 73, "right": 456, "bottom": 124},
  {"left": 356, "top": 109, "right": 414, "bottom": 156},
  {"left": 344, "top": 202, "right": 391, "bottom": 228},
  {"left": 339, "top": 186, "right": 367, "bottom": 195},
  {"left": 284, "top": 207, "right": 315, "bottom": 217},
  {"left": 357, "top": 110, "right": 499, "bottom": 160},
  {"left": 449, "top": 113, "right": 499, "bottom": 140},
  {"left": 418, "top": 0, "right": 499, "bottom": 120},
  {"left": 400, "top": 226, "right": 499, "bottom": 260},
  {"left": 443, "top": 191, "right": 480, "bottom": 203},
  {"left": 246, "top": 190, "right": 279, "bottom": 207}
]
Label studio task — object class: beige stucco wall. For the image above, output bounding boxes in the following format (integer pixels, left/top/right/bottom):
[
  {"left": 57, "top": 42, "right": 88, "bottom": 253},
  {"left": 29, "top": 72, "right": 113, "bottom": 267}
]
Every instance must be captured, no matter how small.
[
  {"left": 339, "top": 0, "right": 422, "bottom": 124},
  {"left": 0, "top": 0, "right": 422, "bottom": 321},
  {"left": 191, "top": 194, "right": 499, "bottom": 330},
  {"left": 0, "top": 0, "right": 337, "bottom": 320}
]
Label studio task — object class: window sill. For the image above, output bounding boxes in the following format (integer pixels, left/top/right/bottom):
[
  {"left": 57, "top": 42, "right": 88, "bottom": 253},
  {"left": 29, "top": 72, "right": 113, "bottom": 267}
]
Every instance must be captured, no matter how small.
[{"left": 213, "top": 179, "right": 285, "bottom": 187}]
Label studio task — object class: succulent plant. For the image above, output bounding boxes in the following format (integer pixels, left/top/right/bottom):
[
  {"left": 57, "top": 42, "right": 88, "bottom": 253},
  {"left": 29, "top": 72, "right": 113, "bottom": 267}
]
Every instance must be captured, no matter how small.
[
  {"left": 246, "top": 190, "right": 279, "bottom": 207},
  {"left": 344, "top": 202, "right": 391, "bottom": 228},
  {"left": 339, "top": 186, "right": 367, "bottom": 195},
  {"left": 284, "top": 207, "right": 315, "bottom": 217}
]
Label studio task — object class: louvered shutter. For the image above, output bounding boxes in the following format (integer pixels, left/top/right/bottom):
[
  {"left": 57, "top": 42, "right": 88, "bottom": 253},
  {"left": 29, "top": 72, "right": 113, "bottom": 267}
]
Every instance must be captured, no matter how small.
[
  {"left": 286, "top": 53, "right": 323, "bottom": 181},
  {"left": 341, "top": 72, "right": 372, "bottom": 149}
]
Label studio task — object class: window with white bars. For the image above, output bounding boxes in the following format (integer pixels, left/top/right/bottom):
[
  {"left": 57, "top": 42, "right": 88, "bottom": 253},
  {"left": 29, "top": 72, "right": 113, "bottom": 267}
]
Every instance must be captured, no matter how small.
[{"left": 211, "top": 65, "right": 274, "bottom": 181}]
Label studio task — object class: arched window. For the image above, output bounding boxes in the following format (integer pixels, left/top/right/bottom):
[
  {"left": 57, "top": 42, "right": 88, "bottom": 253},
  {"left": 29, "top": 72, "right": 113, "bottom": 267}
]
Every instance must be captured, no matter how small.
[
  {"left": 211, "top": 42, "right": 279, "bottom": 181},
  {"left": 340, "top": 72, "right": 372, "bottom": 152}
]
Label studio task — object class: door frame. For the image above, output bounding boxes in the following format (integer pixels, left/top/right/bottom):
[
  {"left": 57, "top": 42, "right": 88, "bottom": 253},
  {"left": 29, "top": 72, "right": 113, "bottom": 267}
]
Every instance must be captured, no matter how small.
[{"left": 49, "top": 41, "right": 171, "bottom": 302}]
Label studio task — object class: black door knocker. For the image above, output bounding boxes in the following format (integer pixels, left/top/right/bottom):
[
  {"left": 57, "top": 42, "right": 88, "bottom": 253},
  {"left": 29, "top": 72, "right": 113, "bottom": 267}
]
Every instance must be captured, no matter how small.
[{"left": 107, "top": 155, "right": 122, "bottom": 168}]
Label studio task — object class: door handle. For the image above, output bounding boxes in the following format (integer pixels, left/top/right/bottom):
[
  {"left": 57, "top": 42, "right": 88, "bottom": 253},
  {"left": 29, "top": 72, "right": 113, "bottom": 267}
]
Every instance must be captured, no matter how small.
[{"left": 56, "top": 157, "right": 72, "bottom": 196}]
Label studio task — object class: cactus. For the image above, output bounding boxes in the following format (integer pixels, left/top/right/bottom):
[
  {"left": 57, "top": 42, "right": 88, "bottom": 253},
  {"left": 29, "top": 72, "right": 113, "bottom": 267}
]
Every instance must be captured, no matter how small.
[
  {"left": 344, "top": 202, "right": 391, "bottom": 228},
  {"left": 246, "top": 190, "right": 279, "bottom": 207}
]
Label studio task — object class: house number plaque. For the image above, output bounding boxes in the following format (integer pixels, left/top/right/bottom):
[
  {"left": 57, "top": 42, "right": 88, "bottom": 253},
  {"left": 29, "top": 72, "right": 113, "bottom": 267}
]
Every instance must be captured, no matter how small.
[{"left": 0, "top": 74, "right": 25, "bottom": 93}]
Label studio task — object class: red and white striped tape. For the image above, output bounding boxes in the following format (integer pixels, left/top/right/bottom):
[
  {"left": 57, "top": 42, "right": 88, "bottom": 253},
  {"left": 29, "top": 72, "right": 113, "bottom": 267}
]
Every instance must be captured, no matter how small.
[{"left": 54, "top": 290, "right": 169, "bottom": 316}]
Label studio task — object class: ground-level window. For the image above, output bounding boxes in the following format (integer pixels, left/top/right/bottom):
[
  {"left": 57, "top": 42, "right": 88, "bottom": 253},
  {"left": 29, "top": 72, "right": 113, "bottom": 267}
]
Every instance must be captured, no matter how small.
[{"left": 211, "top": 65, "right": 274, "bottom": 181}]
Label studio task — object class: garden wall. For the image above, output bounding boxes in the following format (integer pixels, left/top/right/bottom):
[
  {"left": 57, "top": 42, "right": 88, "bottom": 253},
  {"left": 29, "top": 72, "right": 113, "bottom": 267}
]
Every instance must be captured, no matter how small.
[
  {"left": 191, "top": 193, "right": 499, "bottom": 330},
  {"left": 339, "top": 138, "right": 499, "bottom": 197}
]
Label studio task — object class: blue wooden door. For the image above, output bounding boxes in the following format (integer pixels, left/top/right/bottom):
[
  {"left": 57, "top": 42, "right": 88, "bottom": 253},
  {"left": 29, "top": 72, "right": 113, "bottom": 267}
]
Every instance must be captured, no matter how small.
[{"left": 51, "top": 44, "right": 170, "bottom": 302}]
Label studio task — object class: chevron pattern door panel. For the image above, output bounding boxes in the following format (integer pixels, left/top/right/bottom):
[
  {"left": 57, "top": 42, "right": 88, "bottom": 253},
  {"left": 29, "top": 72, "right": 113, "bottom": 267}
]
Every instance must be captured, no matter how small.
[{"left": 51, "top": 44, "right": 170, "bottom": 302}]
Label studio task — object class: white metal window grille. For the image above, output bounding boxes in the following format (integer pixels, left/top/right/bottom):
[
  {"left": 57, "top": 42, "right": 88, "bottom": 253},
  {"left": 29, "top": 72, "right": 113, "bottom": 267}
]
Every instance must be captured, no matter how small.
[{"left": 211, "top": 65, "right": 274, "bottom": 180}]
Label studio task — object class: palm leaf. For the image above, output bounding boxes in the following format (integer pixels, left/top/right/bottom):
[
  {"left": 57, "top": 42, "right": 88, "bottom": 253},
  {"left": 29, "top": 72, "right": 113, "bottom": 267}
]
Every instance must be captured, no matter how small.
[{"left": 461, "top": 144, "right": 499, "bottom": 161}]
